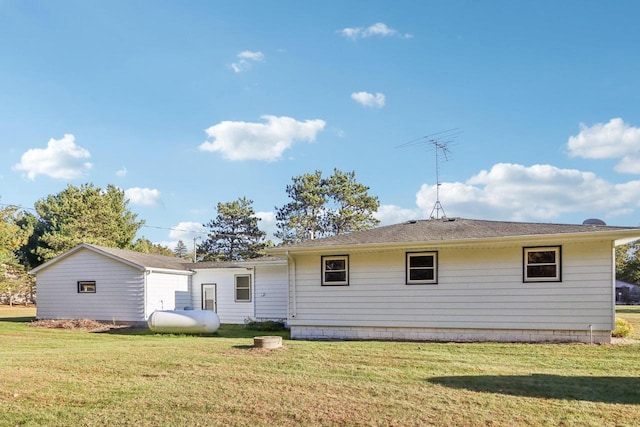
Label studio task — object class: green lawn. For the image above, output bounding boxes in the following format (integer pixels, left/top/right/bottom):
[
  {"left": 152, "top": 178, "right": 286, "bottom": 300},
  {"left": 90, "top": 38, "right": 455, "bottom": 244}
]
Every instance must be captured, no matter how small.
[{"left": 1, "top": 306, "right": 639, "bottom": 426}]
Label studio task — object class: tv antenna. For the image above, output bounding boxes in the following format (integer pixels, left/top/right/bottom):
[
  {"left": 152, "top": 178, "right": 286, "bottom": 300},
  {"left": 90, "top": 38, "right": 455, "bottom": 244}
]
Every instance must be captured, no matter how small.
[{"left": 396, "top": 128, "right": 461, "bottom": 219}]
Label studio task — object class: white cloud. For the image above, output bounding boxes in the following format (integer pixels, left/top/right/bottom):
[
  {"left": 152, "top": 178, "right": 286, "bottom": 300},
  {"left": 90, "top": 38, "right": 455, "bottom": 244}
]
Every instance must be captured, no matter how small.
[
  {"left": 124, "top": 187, "right": 162, "bottom": 207},
  {"left": 13, "top": 134, "right": 92, "bottom": 180},
  {"left": 116, "top": 167, "right": 128, "bottom": 177},
  {"left": 168, "top": 221, "right": 207, "bottom": 241},
  {"left": 199, "top": 115, "right": 326, "bottom": 161},
  {"left": 567, "top": 118, "right": 640, "bottom": 174},
  {"left": 231, "top": 50, "right": 264, "bottom": 73},
  {"left": 255, "top": 211, "right": 277, "bottom": 240},
  {"left": 415, "top": 163, "right": 640, "bottom": 222},
  {"left": 339, "top": 22, "right": 412, "bottom": 40},
  {"left": 374, "top": 204, "right": 421, "bottom": 225},
  {"left": 351, "top": 91, "right": 386, "bottom": 108}
]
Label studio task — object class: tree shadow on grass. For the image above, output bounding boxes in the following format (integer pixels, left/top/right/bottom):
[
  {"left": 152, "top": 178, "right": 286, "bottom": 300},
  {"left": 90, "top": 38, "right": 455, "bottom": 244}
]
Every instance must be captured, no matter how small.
[{"left": 428, "top": 374, "right": 640, "bottom": 404}]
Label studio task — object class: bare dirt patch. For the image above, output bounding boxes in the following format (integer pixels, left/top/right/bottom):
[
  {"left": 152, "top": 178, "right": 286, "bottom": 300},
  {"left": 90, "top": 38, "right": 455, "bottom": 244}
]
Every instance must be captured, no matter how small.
[{"left": 29, "top": 318, "right": 131, "bottom": 332}]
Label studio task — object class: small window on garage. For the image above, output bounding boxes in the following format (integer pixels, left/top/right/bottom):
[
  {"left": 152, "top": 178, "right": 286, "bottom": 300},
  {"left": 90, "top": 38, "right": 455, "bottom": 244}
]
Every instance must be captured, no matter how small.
[
  {"left": 235, "top": 274, "right": 251, "bottom": 302},
  {"left": 77, "top": 281, "right": 96, "bottom": 293}
]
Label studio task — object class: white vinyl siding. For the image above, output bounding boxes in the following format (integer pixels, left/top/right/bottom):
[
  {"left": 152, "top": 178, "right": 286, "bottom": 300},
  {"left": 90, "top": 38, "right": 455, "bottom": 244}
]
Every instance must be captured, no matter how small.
[
  {"left": 191, "top": 263, "right": 289, "bottom": 324},
  {"left": 190, "top": 268, "right": 254, "bottom": 324},
  {"left": 145, "top": 270, "right": 191, "bottom": 315},
  {"left": 288, "top": 240, "right": 615, "bottom": 333},
  {"left": 254, "top": 264, "right": 288, "bottom": 321},
  {"left": 36, "top": 250, "right": 146, "bottom": 322}
]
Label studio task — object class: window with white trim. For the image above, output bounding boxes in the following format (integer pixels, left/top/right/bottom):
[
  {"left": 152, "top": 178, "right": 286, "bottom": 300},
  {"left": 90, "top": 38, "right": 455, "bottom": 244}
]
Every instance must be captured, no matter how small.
[
  {"left": 406, "top": 252, "right": 438, "bottom": 284},
  {"left": 77, "top": 281, "right": 96, "bottom": 293},
  {"left": 234, "top": 274, "right": 252, "bottom": 302},
  {"left": 322, "top": 255, "right": 349, "bottom": 286},
  {"left": 523, "top": 246, "right": 561, "bottom": 282}
]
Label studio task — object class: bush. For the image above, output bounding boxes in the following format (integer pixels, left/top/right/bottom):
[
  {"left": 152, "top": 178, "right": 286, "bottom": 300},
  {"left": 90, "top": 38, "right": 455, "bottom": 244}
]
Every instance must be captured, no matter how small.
[
  {"left": 612, "top": 318, "right": 634, "bottom": 338},
  {"left": 245, "top": 320, "right": 286, "bottom": 332}
]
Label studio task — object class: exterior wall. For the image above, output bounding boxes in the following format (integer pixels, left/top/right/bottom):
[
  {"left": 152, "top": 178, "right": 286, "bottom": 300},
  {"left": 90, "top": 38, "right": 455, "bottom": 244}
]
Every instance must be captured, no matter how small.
[
  {"left": 254, "top": 264, "right": 288, "bottom": 321},
  {"left": 288, "top": 239, "right": 615, "bottom": 343},
  {"left": 191, "top": 268, "right": 255, "bottom": 324},
  {"left": 35, "top": 249, "right": 146, "bottom": 323},
  {"left": 145, "top": 271, "right": 192, "bottom": 316}
]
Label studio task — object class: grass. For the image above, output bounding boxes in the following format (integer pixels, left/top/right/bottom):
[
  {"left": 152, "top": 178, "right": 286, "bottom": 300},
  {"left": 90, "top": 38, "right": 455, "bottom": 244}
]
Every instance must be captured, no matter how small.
[{"left": 0, "top": 306, "right": 639, "bottom": 426}]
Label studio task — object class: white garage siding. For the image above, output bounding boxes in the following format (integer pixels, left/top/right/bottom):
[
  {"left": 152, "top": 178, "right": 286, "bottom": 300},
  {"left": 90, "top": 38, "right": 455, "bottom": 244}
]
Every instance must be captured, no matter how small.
[
  {"left": 35, "top": 249, "right": 146, "bottom": 323},
  {"left": 288, "top": 239, "right": 616, "bottom": 343},
  {"left": 144, "top": 270, "right": 192, "bottom": 317}
]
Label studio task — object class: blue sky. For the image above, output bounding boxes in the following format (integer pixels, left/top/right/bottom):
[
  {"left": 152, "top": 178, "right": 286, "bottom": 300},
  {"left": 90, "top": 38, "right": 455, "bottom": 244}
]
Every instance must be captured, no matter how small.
[{"left": 2, "top": 1, "right": 640, "bottom": 250}]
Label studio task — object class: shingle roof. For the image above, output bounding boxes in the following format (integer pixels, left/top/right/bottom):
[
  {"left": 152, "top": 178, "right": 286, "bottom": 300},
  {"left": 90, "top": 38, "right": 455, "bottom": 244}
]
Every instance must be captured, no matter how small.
[
  {"left": 182, "top": 256, "right": 286, "bottom": 269},
  {"left": 84, "top": 244, "right": 190, "bottom": 271},
  {"left": 270, "top": 218, "right": 640, "bottom": 252}
]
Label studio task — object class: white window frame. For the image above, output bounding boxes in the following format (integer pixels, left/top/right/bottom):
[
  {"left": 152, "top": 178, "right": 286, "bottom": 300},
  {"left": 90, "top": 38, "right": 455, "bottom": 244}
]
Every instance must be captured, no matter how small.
[
  {"left": 321, "top": 255, "right": 349, "bottom": 286},
  {"left": 406, "top": 252, "right": 438, "bottom": 285},
  {"left": 77, "top": 280, "right": 96, "bottom": 293},
  {"left": 523, "top": 246, "right": 561, "bottom": 282},
  {"left": 234, "top": 274, "right": 252, "bottom": 302}
]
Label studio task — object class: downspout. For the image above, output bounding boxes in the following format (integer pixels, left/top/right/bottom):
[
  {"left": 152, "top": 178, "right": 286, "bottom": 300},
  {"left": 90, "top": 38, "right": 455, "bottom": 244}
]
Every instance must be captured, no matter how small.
[
  {"left": 610, "top": 242, "right": 616, "bottom": 332},
  {"left": 251, "top": 266, "right": 256, "bottom": 319},
  {"left": 143, "top": 270, "right": 150, "bottom": 321},
  {"left": 286, "top": 251, "right": 297, "bottom": 319}
]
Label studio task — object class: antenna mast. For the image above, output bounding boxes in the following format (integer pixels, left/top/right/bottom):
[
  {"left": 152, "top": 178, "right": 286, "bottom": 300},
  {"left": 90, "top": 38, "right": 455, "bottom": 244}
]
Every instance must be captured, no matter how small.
[
  {"left": 396, "top": 128, "right": 460, "bottom": 220},
  {"left": 429, "top": 139, "right": 450, "bottom": 219}
]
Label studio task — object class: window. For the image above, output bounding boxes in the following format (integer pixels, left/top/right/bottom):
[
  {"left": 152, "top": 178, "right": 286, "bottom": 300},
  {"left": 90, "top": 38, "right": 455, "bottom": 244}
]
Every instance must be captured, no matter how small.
[
  {"left": 523, "top": 246, "right": 561, "bottom": 282},
  {"left": 77, "top": 281, "right": 96, "bottom": 293},
  {"left": 406, "top": 252, "right": 438, "bottom": 284},
  {"left": 322, "top": 255, "right": 349, "bottom": 286},
  {"left": 234, "top": 275, "right": 251, "bottom": 302}
]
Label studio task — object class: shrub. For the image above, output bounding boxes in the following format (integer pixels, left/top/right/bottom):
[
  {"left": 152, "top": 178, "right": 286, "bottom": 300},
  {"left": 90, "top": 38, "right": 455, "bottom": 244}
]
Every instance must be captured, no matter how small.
[
  {"left": 612, "top": 318, "right": 634, "bottom": 338},
  {"left": 245, "top": 320, "right": 286, "bottom": 332}
]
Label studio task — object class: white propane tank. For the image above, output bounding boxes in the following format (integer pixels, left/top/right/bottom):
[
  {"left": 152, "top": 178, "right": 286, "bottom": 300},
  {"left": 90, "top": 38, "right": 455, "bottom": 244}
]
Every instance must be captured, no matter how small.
[{"left": 147, "top": 310, "right": 220, "bottom": 334}]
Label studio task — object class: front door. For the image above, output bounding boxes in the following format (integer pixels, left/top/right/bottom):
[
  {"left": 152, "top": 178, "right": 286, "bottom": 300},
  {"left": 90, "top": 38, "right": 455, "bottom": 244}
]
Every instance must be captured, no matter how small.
[{"left": 202, "top": 284, "right": 217, "bottom": 312}]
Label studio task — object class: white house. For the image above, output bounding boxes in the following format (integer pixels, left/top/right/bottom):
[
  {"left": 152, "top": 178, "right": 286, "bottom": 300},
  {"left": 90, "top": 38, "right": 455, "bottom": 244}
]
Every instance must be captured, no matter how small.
[
  {"left": 268, "top": 218, "right": 640, "bottom": 344},
  {"left": 31, "top": 244, "right": 288, "bottom": 325}
]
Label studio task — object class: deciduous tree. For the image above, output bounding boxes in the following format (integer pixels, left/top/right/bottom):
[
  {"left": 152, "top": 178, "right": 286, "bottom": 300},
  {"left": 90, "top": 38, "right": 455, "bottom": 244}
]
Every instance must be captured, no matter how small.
[
  {"left": 132, "top": 237, "right": 174, "bottom": 256},
  {"left": 617, "top": 240, "right": 640, "bottom": 284},
  {"left": 0, "top": 203, "right": 33, "bottom": 305}
]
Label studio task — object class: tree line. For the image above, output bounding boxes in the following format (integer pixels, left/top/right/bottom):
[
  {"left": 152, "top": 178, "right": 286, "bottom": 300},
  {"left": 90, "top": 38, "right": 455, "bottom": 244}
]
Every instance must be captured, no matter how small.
[{"left": 0, "top": 168, "right": 379, "bottom": 304}]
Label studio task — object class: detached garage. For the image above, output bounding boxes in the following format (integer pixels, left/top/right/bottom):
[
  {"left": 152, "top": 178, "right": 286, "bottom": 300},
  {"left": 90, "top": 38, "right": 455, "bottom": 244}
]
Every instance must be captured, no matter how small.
[
  {"left": 30, "top": 244, "right": 289, "bottom": 325},
  {"left": 30, "top": 244, "right": 193, "bottom": 325}
]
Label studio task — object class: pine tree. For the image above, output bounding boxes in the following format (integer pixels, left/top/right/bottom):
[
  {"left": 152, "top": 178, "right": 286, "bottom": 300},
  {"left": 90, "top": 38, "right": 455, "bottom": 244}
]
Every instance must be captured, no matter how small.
[
  {"left": 201, "top": 197, "right": 266, "bottom": 261},
  {"left": 174, "top": 240, "right": 189, "bottom": 259},
  {"left": 275, "top": 169, "right": 379, "bottom": 243}
]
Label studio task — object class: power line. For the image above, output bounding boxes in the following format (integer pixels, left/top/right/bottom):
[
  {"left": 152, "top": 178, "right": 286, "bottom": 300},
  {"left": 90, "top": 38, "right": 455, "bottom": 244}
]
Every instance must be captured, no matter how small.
[{"left": 0, "top": 202, "right": 208, "bottom": 237}]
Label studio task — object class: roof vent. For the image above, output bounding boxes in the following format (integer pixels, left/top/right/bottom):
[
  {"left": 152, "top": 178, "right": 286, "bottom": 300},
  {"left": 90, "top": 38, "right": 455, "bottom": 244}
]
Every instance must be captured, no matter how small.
[{"left": 583, "top": 218, "right": 606, "bottom": 226}]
